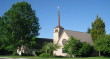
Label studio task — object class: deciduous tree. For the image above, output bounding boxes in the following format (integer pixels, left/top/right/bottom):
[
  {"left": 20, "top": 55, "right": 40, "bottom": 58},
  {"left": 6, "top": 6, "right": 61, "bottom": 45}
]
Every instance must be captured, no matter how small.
[
  {"left": 94, "top": 35, "right": 110, "bottom": 56},
  {"left": 64, "top": 36, "right": 81, "bottom": 57},
  {"left": 79, "top": 42, "right": 92, "bottom": 56},
  {"left": 64, "top": 36, "right": 92, "bottom": 57},
  {"left": 0, "top": 1, "right": 40, "bottom": 52},
  {"left": 42, "top": 42, "right": 60, "bottom": 55}
]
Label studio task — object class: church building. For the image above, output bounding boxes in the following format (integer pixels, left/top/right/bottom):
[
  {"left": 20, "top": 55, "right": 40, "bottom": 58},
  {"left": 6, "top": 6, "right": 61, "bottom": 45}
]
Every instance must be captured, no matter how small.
[{"left": 53, "top": 7, "right": 93, "bottom": 56}]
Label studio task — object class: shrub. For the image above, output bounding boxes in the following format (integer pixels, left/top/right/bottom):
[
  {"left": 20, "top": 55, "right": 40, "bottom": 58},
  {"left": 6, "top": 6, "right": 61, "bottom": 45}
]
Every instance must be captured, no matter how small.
[
  {"left": 79, "top": 42, "right": 92, "bottom": 57},
  {"left": 39, "top": 53, "right": 50, "bottom": 58},
  {"left": 21, "top": 53, "right": 33, "bottom": 56},
  {"left": 35, "top": 51, "right": 43, "bottom": 56},
  {"left": 0, "top": 49, "right": 13, "bottom": 55},
  {"left": 12, "top": 51, "right": 18, "bottom": 56}
]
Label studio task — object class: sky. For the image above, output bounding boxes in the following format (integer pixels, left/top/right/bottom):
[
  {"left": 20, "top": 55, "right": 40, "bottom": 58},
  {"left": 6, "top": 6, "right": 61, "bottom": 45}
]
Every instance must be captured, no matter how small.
[{"left": 0, "top": 0, "right": 110, "bottom": 39}]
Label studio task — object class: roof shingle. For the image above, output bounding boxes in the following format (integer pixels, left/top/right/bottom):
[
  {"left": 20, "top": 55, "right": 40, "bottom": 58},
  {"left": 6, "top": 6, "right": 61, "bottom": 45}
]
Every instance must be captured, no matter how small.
[{"left": 64, "top": 30, "right": 93, "bottom": 45}]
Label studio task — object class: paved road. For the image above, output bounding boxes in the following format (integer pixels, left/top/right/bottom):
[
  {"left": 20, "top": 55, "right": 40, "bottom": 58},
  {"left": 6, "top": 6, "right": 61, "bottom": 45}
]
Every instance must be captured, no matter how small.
[{"left": 0, "top": 57, "right": 29, "bottom": 59}]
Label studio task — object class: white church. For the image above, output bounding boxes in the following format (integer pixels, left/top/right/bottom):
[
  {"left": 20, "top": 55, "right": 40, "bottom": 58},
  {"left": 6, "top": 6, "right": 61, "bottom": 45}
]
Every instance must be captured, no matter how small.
[
  {"left": 53, "top": 7, "right": 93, "bottom": 56},
  {"left": 16, "top": 7, "right": 93, "bottom": 56}
]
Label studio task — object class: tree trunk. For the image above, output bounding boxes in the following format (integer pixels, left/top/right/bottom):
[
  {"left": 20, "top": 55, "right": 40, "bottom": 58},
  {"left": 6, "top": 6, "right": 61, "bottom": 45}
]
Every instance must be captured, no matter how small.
[
  {"left": 99, "top": 51, "right": 101, "bottom": 56},
  {"left": 46, "top": 49, "right": 47, "bottom": 53},
  {"left": 69, "top": 55, "right": 71, "bottom": 58}
]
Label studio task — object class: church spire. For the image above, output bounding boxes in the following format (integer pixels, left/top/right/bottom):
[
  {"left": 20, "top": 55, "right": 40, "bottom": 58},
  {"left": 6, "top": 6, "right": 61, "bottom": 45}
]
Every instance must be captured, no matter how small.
[
  {"left": 55, "top": 6, "right": 63, "bottom": 29},
  {"left": 58, "top": 6, "right": 60, "bottom": 27}
]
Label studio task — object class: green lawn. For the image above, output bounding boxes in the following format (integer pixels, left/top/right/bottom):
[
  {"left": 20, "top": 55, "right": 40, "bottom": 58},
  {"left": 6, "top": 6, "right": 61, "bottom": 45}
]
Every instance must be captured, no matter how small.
[{"left": 0, "top": 56, "right": 110, "bottom": 59}]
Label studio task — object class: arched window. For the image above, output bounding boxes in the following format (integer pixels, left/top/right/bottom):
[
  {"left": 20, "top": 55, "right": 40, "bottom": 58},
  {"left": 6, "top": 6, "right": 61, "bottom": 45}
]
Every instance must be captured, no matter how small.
[{"left": 62, "top": 39, "right": 67, "bottom": 45}]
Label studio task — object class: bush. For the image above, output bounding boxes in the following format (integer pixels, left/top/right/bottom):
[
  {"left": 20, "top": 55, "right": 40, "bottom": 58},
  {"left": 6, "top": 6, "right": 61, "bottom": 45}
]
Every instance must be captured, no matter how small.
[
  {"left": 0, "top": 49, "right": 13, "bottom": 55},
  {"left": 12, "top": 51, "right": 18, "bottom": 56},
  {"left": 39, "top": 53, "right": 50, "bottom": 58},
  {"left": 79, "top": 42, "right": 92, "bottom": 57},
  {"left": 35, "top": 51, "right": 43, "bottom": 56},
  {"left": 21, "top": 53, "right": 33, "bottom": 56}
]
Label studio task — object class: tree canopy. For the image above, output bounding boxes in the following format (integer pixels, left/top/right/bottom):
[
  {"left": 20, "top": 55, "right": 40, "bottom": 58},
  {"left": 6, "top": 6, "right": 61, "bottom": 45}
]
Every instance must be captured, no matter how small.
[
  {"left": 64, "top": 36, "right": 81, "bottom": 57},
  {"left": 79, "top": 42, "right": 92, "bottom": 56},
  {"left": 42, "top": 42, "right": 60, "bottom": 55},
  {"left": 64, "top": 36, "right": 92, "bottom": 57},
  {"left": 94, "top": 35, "right": 110, "bottom": 56},
  {"left": 90, "top": 15, "right": 105, "bottom": 41},
  {"left": 0, "top": 1, "right": 40, "bottom": 51}
]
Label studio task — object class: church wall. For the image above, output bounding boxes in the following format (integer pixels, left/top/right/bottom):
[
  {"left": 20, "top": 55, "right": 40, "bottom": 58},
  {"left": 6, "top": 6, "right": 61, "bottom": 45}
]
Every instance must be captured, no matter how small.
[
  {"left": 53, "top": 28, "right": 59, "bottom": 44},
  {"left": 54, "top": 32, "right": 69, "bottom": 56},
  {"left": 53, "top": 27, "right": 64, "bottom": 44}
]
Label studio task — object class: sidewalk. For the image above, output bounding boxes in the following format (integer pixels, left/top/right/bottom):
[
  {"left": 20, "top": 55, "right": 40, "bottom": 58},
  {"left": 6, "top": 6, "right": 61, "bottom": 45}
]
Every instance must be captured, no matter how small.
[{"left": 0, "top": 57, "right": 29, "bottom": 59}]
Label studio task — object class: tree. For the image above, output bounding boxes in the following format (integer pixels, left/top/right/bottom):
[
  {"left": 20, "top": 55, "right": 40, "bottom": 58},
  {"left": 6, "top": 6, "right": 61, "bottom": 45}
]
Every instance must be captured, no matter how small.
[
  {"left": 79, "top": 42, "right": 92, "bottom": 56},
  {"left": 0, "top": 17, "right": 8, "bottom": 51},
  {"left": 94, "top": 37, "right": 105, "bottom": 56},
  {"left": 0, "top": 1, "right": 40, "bottom": 52},
  {"left": 64, "top": 36, "right": 81, "bottom": 57},
  {"left": 90, "top": 15, "right": 106, "bottom": 56},
  {"left": 94, "top": 35, "right": 110, "bottom": 56},
  {"left": 90, "top": 15, "right": 105, "bottom": 41},
  {"left": 42, "top": 42, "right": 60, "bottom": 55},
  {"left": 87, "top": 28, "right": 91, "bottom": 33},
  {"left": 0, "top": 17, "right": 2, "bottom": 49},
  {"left": 103, "top": 35, "right": 110, "bottom": 54},
  {"left": 64, "top": 36, "right": 92, "bottom": 57}
]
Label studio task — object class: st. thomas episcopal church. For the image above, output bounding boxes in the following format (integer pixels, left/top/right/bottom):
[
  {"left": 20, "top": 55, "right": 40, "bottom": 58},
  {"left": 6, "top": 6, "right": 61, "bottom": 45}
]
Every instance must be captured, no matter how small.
[{"left": 52, "top": 7, "right": 93, "bottom": 56}]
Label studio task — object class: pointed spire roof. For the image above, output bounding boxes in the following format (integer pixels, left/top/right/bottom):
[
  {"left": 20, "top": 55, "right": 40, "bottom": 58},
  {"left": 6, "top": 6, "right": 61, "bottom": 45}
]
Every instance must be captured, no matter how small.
[
  {"left": 58, "top": 6, "right": 60, "bottom": 27},
  {"left": 55, "top": 6, "right": 63, "bottom": 29}
]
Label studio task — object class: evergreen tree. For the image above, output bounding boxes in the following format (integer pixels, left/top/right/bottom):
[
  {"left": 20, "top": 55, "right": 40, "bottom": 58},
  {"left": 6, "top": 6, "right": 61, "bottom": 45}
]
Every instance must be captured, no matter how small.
[
  {"left": 87, "top": 28, "right": 91, "bottom": 33},
  {"left": 0, "top": 1, "right": 40, "bottom": 51},
  {"left": 90, "top": 15, "right": 105, "bottom": 41}
]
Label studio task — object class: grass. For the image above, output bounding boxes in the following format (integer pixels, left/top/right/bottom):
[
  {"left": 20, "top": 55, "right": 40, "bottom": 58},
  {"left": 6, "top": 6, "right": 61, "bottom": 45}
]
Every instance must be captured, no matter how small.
[{"left": 0, "top": 56, "right": 110, "bottom": 59}]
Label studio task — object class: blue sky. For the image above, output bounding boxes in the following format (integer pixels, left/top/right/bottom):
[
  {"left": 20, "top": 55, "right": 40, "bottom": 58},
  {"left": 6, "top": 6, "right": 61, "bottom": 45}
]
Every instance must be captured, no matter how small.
[{"left": 0, "top": 0, "right": 110, "bottom": 38}]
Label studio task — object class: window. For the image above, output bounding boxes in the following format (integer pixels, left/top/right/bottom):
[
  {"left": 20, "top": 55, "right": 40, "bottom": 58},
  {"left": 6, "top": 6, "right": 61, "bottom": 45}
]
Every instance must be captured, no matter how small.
[
  {"left": 62, "top": 39, "right": 67, "bottom": 45},
  {"left": 55, "top": 29, "right": 58, "bottom": 32}
]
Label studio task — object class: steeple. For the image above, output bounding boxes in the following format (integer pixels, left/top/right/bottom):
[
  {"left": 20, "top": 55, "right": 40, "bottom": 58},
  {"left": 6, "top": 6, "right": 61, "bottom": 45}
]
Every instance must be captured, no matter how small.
[
  {"left": 58, "top": 6, "right": 60, "bottom": 27},
  {"left": 53, "top": 6, "right": 64, "bottom": 44},
  {"left": 55, "top": 6, "right": 63, "bottom": 29}
]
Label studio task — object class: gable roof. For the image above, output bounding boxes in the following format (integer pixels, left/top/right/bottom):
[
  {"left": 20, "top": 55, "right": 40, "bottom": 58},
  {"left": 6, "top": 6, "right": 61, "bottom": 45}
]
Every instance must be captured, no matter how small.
[{"left": 64, "top": 30, "right": 93, "bottom": 45}]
